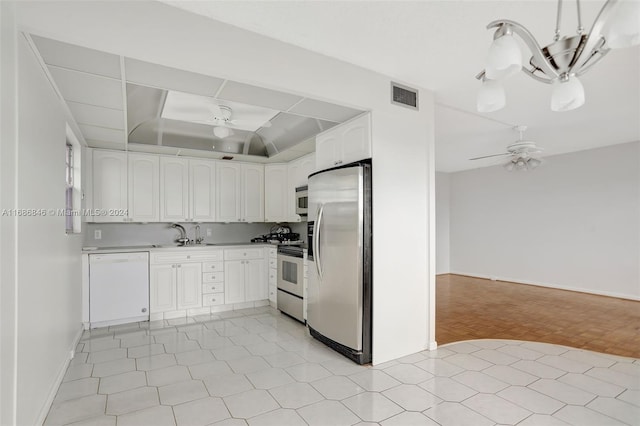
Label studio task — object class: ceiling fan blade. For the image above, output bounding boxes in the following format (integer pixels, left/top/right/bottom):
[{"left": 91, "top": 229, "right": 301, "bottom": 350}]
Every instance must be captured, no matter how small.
[{"left": 469, "top": 152, "right": 511, "bottom": 161}]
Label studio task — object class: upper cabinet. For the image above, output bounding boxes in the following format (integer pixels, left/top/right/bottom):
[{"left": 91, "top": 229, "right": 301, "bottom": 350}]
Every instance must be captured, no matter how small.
[
  {"left": 216, "top": 163, "right": 264, "bottom": 222},
  {"left": 128, "top": 153, "right": 159, "bottom": 222},
  {"left": 92, "top": 150, "right": 128, "bottom": 222},
  {"left": 93, "top": 149, "right": 158, "bottom": 223},
  {"left": 160, "top": 158, "right": 216, "bottom": 222},
  {"left": 264, "top": 164, "right": 288, "bottom": 223},
  {"left": 315, "top": 113, "right": 371, "bottom": 172}
]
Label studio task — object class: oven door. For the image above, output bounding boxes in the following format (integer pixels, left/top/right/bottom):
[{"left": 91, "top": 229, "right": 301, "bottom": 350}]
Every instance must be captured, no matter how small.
[{"left": 277, "top": 254, "right": 304, "bottom": 297}]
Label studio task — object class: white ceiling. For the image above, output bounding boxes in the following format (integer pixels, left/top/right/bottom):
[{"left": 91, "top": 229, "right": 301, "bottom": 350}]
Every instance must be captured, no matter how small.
[{"left": 164, "top": 0, "right": 640, "bottom": 172}]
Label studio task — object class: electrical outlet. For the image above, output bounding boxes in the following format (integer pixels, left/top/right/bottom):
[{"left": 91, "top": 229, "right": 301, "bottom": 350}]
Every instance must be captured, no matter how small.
[
  {"left": 206, "top": 228, "right": 212, "bottom": 237},
  {"left": 94, "top": 229, "right": 102, "bottom": 240}
]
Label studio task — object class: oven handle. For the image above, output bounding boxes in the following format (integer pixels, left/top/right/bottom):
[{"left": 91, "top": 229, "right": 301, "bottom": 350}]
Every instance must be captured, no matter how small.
[{"left": 314, "top": 204, "right": 324, "bottom": 280}]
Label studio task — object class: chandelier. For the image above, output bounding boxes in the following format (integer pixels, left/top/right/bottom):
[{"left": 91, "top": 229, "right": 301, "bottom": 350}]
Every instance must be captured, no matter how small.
[{"left": 476, "top": 0, "right": 640, "bottom": 112}]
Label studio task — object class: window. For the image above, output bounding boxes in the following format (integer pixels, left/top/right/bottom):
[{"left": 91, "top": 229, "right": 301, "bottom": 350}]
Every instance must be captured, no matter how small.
[
  {"left": 65, "top": 125, "right": 82, "bottom": 234},
  {"left": 65, "top": 142, "right": 74, "bottom": 233}
]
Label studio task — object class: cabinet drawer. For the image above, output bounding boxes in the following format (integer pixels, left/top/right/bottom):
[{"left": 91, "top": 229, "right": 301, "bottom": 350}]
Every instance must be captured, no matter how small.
[
  {"left": 203, "top": 293, "right": 224, "bottom": 306},
  {"left": 202, "top": 261, "right": 224, "bottom": 272},
  {"left": 202, "top": 272, "right": 224, "bottom": 282},
  {"left": 203, "top": 283, "right": 224, "bottom": 294},
  {"left": 268, "top": 270, "right": 277, "bottom": 285},
  {"left": 151, "top": 251, "right": 217, "bottom": 264},
  {"left": 268, "top": 258, "right": 277, "bottom": 269},
  {"left": 268, "top": 285, "right": 277, "bottom": 302},
  {"left": 224, "top": 248, "right": 263, "bottom": 260},
  {"left": 268, "top": 248, "right": 277, "bottom": 259}
]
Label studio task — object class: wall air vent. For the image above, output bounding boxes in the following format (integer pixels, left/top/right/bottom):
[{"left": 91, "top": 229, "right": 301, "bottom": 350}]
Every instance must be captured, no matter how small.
[{"left": 391, "top": 82, "right": 419, "bottom": 110}]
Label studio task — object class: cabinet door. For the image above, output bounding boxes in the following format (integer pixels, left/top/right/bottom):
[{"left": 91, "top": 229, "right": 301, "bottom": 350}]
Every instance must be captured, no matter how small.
[
  {"left": 341, "top": 114, "right": 371, "bottom": 164},
  {"left": 92, "top": 150, "right": 127, "bottom": 222},
  {"left": 176, "top": 263, "right": 202, "bottom": 310},
  {"left": 150, "top": 265, "right": 176, "bottom": 313},
  {"left": 190, "top": 159, "right": 216, "bottom": 222},
  {"left": 224, "top": 260, "right": 245, "bottom": 304},
  {"left": 242, "top": 164, "right": 264, "bottom": 222},
  {"left": 128, "top": 153, "right": 159, "bottom": 222},
  {"left": 264, "top": 164, "right": 287, "bottom": 222},
  {"left": 216, "top": 162, "right": 242, "bottom": 222},
  {"left": 160, "top": 157, "right": 189, "bottom": 222},
  {"left": 245, "top": 259, "right": 267, "bottom": 302},
  {"left": 299, "top": 153, "right": 316, "bottom": 186},
  {"left": 315, "top": 131, "right": 341, "bottom": 171}
]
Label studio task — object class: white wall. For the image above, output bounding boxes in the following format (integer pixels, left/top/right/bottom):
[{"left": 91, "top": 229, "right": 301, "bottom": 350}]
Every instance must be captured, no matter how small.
[
  {"left": 436, "top": 172, "right": 451, "bottom": 274},
  {"left": 450, "top": 142, "right": 640, "bottom": 300},
  {"left": 1, "top": 35, "right": 84, "bottom": 425},
  {"left": 16, "top": 1, "right": 435, "bottom": 363},
  {"left": 1, "top": 3, "right": 19, "bottom": 424}
]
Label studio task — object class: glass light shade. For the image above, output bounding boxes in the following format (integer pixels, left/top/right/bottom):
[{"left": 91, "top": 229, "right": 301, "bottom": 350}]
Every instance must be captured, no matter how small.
[
  {"left": 213, "top": 126, "right": 232, "bottom": 138},
  {"left": 477, "top": 79, "right": 506, "bottom": 112},
  {"left": 603, "top": 1, "right": 640, "bottom": 49},
  {"left": 504, "top": 161, "right": 516, "bottom": 172},
  {"left": 527, "top": 158, "right": 542, "bottom": 169},
  {"left": 551, "top": 76, "right": 585, "bottom": 111},
  {"left": 485, "top": 34, "right": 523, "bottom": 80}
]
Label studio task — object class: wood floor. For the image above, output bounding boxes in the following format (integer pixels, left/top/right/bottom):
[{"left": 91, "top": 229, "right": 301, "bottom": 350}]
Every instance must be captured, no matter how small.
[{"left": 436, "top": 274, "right": 640, "bottom": 358}]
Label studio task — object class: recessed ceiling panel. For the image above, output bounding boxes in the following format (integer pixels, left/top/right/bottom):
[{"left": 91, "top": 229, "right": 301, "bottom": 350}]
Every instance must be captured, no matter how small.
[
  {"left": 288, "top": 98, "right": 363, "bottom": 122},
  {"left": 125, "top": 58, "right": 224, "bottom": 96},
  {"left": 258, "top": 113, "right": 336, "bottom": 154},
  {"left": 67, "top": 101, "right": 124, "bottom": 130},
  {"left": 161, "top": 91, "right": 278, "bottom": 131},
  {"left": 31, "top": 35, "right": 121, "bottom": 79},
  {"left": 49, "top": 67, "right": 123, "bottom": 110},
  {"left": 78, "top": 124, "right": 125, "bottom": 144},
  {"left": 218, "top": 81, "right": 304, "bottom": 111}
]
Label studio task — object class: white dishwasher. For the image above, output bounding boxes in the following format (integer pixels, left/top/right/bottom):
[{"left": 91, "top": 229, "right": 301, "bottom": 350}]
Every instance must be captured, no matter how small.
[{"left": 89, "top": 252, "right": 149, "bottom": 328}]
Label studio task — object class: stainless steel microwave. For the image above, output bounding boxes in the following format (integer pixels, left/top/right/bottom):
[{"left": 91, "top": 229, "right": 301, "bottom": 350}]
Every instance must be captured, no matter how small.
[{"left": 295, "top": 185, "right": 308, "bottom": 216}]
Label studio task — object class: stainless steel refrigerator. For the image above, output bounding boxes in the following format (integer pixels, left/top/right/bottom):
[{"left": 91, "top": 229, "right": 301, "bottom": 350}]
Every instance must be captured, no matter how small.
[{"left": 307, "top": 160, "right": 372, "bottom": 364}]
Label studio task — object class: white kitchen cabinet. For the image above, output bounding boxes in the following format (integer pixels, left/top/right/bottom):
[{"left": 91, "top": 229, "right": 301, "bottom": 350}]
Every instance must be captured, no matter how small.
[
  {"left": 150, "top": 257, "right": 202, "bottom": 314},
  {"left": 159, "top": 157, "right": 189, "bottom": 222},
  {"left": 268, "top": 247, "right": 277, "bottom": 306},
  {"left": 224, "top": 248, "right": 267, "bottom": 304},
  {"left": 216, "top": 162, "right": 264, "bottom": 222},
  {"left": 176, "top": 263, "right": 202, "bottom": 309},
  {"left": 92, "top": 150, "right": 128, "bottom": 222},
  {"left": 298, "top": 153, "right": 316, "bottom": 186},
  {"left": 242, "top": 164, "right": 264, "bottom": 222},
  {"left": 128, "top": 153, "right": 159, "bottom": 222},
  {"left": 150, "top": 264, "right": 177, "bottom": 313},
  {"left": 189, "top": 160, "right": 216, "bottom": 222},
  {"left": 315, "top": 113, "right": 371, "bottom": 171},
  {"left": 264, "top": 164, "right": 288, "bottom": 222},
  {"left": 160, "top": 157, "right": 216, "bottom": 222}
]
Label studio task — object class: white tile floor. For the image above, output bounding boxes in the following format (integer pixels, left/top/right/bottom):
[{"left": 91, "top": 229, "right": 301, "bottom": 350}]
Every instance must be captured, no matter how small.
[{"left": 45, "top": 307, "right": 640, "bottom": 425}]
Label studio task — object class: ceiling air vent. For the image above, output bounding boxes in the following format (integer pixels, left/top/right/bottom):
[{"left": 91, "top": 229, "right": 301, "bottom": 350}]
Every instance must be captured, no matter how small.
[{"left": 391, "top": 82, "right": 418, "bottom": 110}]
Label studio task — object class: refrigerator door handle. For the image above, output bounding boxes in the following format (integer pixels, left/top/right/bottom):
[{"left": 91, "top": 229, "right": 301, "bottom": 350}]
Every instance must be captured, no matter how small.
[{"left": 314, "top": 204, "right": 324, "bottom": 280}]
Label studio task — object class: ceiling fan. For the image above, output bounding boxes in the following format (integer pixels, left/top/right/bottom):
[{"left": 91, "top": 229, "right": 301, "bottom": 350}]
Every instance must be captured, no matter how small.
[
  {"left": 207, "top": 105, "right": 272, "bottom": 139},
  {"left": 469, "top": 125, "right": 544, "bottom": 171}
]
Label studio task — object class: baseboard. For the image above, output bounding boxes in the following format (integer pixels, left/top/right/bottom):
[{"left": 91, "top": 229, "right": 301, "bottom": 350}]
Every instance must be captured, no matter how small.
[
  {"left": 36, "top": 323, "right": 85, "bottom": 425},
  {"left": 427, "top": 341, "right": 438, "bottom": 351},
  {"left": 448, "top": 271, "right": 640, "bottom": 301}
]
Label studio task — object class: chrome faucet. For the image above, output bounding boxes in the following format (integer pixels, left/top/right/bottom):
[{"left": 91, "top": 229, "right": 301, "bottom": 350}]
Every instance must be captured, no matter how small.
[
  {"left": 194, "top": 224, "right": 204, "bottom": 245},
  {"left": 171, "top": 223, "right": 190, "bottom": 245}
]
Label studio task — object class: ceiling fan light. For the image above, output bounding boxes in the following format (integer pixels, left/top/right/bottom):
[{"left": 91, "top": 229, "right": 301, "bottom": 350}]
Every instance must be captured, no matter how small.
[
  {"left": 503, "top": 161, "right": 516, "bottom": 172},
  {"left": 477, "top": 79, "right": 506, "bottom": 112},
  {"left": 603, "top": 0, "right": 640, "bottom": 49},
  {"left": 485, "top": 33, "right": 522, "bottom": 80},
  {"left": 551, "top": 75, "right": 585, "bottom": 112},
  {"left": 213, "top": 126, "right": 233, "bottom": 138},
  {"left": 527, "top": 158, "right": 542, "bottom": 169}
]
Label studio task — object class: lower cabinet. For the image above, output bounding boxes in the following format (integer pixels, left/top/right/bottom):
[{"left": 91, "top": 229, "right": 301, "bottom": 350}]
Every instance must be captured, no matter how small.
[
  {"left": 149, "top": 247, "right": 269, "bottom": 319},
  {"left": 225, "top": 259, "right": 266, "bottom": 303},
  {"left": 150, "top": 263, "right": 202, "bottom": 313}
]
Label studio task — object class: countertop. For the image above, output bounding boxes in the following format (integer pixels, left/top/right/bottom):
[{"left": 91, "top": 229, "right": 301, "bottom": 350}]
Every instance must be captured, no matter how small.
[{"left": 81, "top": 242, "right": 277, "bottom": 254}]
